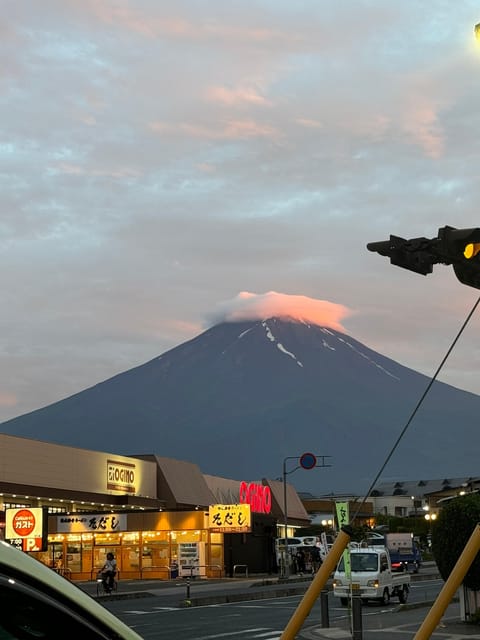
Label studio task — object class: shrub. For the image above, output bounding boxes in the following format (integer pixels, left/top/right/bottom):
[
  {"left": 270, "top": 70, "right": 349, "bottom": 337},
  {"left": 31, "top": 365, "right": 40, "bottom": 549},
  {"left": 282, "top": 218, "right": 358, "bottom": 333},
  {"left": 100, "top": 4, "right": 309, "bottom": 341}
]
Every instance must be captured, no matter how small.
[{"left": 431, "top": 494, "right": 480, "bottom": 591}]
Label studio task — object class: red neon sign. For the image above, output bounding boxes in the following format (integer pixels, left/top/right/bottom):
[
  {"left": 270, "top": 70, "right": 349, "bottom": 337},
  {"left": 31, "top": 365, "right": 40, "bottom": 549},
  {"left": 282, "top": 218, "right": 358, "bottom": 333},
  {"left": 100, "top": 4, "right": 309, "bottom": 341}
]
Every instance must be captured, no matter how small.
[{"left": 239, "top": 482, "right": 272, "bottom": 514}]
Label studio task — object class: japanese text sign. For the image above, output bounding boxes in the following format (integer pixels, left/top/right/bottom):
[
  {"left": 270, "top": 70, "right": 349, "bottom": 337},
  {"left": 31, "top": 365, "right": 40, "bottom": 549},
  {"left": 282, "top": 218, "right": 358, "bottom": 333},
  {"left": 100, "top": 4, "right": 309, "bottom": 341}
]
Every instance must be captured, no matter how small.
[
  {"left": 208, "top": 503, "right": 251, "bottom": 533},
  {"left": 56, "top": 513, "right": 127, "bottom": 533},
  {"left": 5, "top": 507, "right": 47, "bottom": 551}
]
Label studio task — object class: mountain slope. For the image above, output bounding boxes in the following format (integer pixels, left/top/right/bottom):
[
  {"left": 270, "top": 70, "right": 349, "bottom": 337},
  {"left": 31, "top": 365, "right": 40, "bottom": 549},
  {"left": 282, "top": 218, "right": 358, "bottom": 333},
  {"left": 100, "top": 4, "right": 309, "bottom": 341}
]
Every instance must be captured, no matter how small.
[{"left": 1, "top": 317, "right": 478, "bottom": 494}]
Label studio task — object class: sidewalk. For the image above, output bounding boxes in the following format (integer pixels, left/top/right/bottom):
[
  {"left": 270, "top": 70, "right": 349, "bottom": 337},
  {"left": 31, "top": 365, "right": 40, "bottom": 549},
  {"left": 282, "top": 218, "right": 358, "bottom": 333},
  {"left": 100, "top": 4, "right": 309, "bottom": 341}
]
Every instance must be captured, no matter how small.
[
  {"left": 77, "top": 573, "right": 314, "bottom": 605},
  {"left": 303, "top": 602, "right": 480, "bottom": 640}
]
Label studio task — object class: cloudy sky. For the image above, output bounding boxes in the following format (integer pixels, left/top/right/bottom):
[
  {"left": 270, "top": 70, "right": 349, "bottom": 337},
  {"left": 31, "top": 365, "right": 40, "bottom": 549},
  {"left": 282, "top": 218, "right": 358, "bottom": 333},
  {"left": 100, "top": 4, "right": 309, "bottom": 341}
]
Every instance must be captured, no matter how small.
[{"left": 2, "top": 1, "right": 480, "bottom": 424}]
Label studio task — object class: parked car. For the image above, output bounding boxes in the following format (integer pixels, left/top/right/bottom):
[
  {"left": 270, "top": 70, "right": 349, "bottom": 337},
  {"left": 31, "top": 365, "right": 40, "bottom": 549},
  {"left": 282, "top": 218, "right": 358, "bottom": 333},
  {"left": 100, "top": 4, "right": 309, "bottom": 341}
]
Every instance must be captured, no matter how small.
[{"left": 0, "top": 540, "right": 143, "bottom": 639}]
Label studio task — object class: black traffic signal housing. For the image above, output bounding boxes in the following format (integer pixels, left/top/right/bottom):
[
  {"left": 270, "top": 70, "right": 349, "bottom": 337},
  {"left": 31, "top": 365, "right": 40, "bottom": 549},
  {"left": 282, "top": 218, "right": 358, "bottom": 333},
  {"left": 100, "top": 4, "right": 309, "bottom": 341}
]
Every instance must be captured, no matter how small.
[
  {"left": 438, "top": 226, "right": 480, "bottom": 289},
  {"left": 366, "top": 235, "right": 435, "bottom": 276},
  {"left": 367, "top": 225, "right": 480, "bottom": 290}
]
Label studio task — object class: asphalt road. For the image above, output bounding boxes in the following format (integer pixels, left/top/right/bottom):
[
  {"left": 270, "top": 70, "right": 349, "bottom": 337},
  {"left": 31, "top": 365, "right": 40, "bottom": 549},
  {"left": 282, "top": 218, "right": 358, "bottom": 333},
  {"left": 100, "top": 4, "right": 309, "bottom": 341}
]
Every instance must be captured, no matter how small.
[
  {"left": 74, "top": 564, "right": 480, "bottom": 638},
  {"left": 94, "top": 584, "right": 475, "bottom": 640}
]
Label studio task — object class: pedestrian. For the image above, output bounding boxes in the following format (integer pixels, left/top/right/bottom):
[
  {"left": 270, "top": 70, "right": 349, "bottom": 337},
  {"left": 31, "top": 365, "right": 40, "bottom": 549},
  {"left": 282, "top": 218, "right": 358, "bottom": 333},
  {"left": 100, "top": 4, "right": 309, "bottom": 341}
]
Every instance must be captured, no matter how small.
[
  {"left": 296, "top": 548, "right": 306, "bottom": 575},
  {"left": 311, "top": 545, "right": 322, "bottom": 573}
]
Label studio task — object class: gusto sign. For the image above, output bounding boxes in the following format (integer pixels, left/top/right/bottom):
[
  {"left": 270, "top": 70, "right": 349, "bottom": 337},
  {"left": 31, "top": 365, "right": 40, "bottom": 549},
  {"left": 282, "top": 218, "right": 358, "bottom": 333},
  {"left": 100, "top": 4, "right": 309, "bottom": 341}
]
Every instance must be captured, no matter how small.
[
  {"left": 5, "top": 507, "right": 46, "bottom": 552},
  {"left": 239, "top": 481, "right": 271, "bottom": 514}
]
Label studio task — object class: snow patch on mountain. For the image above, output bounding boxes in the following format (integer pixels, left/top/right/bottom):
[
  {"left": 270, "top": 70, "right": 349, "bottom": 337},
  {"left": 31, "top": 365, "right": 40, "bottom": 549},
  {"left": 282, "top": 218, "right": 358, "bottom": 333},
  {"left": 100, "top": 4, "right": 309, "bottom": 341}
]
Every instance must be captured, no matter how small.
[
  {"left": 322, "top": 339, "right": 335, "bottom": 351},
  {"left": 262, "top": 321, "right": 304, "bottom": 368},
  {"left": 337, "top": 336, "right": 399, "bottom": 380}
]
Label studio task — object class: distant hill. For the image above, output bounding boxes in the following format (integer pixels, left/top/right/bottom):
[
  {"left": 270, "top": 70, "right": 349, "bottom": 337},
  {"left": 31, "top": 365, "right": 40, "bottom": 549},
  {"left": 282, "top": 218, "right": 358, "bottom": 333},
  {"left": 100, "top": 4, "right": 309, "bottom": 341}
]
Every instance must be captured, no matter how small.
[{"left": 2, "top": 317, "right": 479, "bottom": 494}]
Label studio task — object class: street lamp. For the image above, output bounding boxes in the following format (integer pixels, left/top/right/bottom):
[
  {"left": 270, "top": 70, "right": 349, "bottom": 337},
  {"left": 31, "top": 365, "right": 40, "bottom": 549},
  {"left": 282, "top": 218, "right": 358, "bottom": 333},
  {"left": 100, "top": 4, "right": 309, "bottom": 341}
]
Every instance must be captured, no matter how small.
[
  {"left": 281, "top": 453, "right": 331, "bottom": 578},
  {"left": 425, "top": 512, "right": 437, "bottom": 547}
]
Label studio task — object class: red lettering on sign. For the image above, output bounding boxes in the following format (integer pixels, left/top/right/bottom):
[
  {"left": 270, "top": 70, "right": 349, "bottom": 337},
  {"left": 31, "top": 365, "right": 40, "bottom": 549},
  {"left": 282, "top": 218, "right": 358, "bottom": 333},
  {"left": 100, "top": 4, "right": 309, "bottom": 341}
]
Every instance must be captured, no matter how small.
[{"left": 239, "top": 482, "right": 271, "bottom": 514}]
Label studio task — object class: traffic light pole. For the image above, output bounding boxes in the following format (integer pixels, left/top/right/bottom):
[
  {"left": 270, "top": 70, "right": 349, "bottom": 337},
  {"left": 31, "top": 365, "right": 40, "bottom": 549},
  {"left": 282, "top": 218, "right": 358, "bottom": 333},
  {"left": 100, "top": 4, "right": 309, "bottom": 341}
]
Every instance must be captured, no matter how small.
[
  {"left": 282, "top": 453, "right": 331, "bottom": 579},
  {"left": 282, "top": 456, "right": 291, "bottom": 579}
]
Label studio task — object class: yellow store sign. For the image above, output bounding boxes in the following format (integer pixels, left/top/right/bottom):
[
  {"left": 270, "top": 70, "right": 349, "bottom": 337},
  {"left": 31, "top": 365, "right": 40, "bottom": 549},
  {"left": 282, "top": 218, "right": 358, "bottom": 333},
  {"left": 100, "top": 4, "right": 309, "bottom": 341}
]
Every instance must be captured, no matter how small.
[{"left": 209, "top": 503, "right": 251, "bottom": 533}]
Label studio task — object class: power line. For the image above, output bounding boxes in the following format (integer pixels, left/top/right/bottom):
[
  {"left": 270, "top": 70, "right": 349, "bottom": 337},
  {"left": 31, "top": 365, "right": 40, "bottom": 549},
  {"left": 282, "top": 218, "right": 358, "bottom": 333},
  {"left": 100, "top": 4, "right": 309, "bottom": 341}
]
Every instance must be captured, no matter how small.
[{"left": 352, "top": 294, "right": 480, "bottom": 522}]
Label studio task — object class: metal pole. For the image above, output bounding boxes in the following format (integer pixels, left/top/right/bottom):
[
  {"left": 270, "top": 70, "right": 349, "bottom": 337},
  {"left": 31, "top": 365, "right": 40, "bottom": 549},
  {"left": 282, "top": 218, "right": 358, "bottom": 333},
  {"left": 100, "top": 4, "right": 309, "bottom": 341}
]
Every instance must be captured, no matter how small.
[
  {"left": 283, "top": 457, "right": 289, "bottom": 579},
  {"left": 320, "top": 590, "right": 330, "bottom": 628},
  {"left": 352, "top": 595, "right": 363, "bottom": 640},
  {"left": 280, "top": 453, "right": 331, "bottom": 580}
]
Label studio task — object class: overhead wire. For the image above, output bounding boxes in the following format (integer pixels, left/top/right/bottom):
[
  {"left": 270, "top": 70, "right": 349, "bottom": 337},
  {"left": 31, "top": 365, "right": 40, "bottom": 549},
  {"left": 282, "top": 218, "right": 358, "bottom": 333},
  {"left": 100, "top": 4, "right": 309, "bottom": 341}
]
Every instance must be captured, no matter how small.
[{"left": 351, "top": 293, "right": 480, "bottom": 523}]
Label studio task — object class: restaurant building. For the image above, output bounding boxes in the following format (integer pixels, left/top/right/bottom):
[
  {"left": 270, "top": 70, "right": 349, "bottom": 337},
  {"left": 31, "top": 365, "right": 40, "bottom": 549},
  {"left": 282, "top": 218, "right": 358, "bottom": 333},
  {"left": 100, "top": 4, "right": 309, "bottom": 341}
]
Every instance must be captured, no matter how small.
[{"left": 0, "top": 434, "right": 310, "bottom": 580}]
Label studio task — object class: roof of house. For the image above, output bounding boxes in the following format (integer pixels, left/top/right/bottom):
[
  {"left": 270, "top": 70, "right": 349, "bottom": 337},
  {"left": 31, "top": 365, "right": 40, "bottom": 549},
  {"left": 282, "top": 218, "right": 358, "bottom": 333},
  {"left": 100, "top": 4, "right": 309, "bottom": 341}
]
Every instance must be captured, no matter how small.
[{"left": 371, "top": 477, "right": 480, "bottom": 497}]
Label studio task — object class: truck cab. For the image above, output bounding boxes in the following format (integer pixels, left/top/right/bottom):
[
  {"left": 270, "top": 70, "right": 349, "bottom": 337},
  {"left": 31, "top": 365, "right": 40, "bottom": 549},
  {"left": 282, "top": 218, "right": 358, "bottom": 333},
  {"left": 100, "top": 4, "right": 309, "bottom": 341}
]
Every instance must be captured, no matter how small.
[{"left": 333, "top": 545, "right": 410, "bottom": 606}]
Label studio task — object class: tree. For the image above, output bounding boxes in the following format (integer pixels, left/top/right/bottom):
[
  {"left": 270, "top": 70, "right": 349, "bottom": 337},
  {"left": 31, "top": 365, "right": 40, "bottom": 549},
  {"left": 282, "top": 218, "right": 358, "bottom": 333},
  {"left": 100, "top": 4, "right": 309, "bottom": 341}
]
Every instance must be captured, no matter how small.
[{"left": 431, "top": 494, "right": 480, "bottom": 590}]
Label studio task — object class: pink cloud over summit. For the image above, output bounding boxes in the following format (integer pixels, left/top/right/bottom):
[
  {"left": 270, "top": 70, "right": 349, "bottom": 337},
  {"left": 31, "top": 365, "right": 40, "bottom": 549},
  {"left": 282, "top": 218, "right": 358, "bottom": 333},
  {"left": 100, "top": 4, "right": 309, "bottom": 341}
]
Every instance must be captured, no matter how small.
[{"left": 210, "top": 291, "right": 353, "bottom": 332}]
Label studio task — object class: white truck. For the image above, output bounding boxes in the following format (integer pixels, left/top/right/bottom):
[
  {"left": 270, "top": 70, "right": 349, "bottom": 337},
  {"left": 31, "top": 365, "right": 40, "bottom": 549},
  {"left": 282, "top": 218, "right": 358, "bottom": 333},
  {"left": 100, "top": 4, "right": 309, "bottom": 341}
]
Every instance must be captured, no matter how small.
[
  {"left": 333, "top": 546, "right": 410, "bottom": 605},
  {"left": 367, "top": 531, "right": 422, "bottom": 573}
]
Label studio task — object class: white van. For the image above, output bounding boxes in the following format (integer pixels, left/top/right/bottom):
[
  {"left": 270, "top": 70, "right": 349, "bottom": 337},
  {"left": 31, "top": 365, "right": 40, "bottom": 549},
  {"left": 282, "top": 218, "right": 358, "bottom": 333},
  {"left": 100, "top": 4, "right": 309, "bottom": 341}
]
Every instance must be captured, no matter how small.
[{"left": 275, "top": 537, "right": 306, "bottom": 570}]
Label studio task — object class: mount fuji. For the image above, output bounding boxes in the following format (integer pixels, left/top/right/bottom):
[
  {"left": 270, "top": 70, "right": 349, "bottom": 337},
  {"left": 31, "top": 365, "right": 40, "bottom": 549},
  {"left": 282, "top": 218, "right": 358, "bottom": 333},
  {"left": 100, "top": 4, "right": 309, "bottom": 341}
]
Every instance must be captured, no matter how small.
[{"left": 2, "top": 316, "right": 479, "bottom": 494}]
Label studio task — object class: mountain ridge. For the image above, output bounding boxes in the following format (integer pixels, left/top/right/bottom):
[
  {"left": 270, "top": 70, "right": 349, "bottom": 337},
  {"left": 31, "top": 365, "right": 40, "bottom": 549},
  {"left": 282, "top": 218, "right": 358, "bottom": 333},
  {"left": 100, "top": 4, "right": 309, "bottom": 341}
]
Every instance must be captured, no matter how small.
[{"left": 1, "top": 317, "right": 478, "bottom": 494}]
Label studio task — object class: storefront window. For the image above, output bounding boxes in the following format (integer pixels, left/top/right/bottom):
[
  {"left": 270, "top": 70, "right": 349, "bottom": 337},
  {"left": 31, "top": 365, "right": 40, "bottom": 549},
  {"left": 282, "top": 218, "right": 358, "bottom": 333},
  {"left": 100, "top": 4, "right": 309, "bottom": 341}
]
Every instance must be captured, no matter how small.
[
  {"left": 210, "top": 544, "right": 223, "bottom": 575},
  {"left": 66, "top": 535, "right": 82, "bottom": 573},
  {"left": 141, "top": 532, "right": 170, "bottom": 574},
  {"left": 121, "top": 546, "right": 139, "bottom": 573},
  {"left": 81, "top": 534, "right": 93, "bottom": 573},
  {"left": 38, "top": 518, "right": 221, "bottom": 580},
  {"left": 122, "top": 532, "right": 139, "bottom": 543},
  {"left": 93, "top": 532, "right": 121, "bottom": 546},
  {"left": 171, "top": 530, "right": 203, "bottom": 543}
]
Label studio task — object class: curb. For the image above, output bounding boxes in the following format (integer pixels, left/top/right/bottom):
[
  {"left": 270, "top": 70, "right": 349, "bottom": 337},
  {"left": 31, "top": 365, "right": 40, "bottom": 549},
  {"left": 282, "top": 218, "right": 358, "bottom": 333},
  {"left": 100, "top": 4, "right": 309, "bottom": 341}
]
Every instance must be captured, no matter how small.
[
  {"left": 180, "top": 584, "right": 311, "bottom": 607},
  {"left": 88, "top": 570, "right": 440, "bottom": 607},
  {"left": 95, "top": 591, "right": 159, "bottom": 601}
]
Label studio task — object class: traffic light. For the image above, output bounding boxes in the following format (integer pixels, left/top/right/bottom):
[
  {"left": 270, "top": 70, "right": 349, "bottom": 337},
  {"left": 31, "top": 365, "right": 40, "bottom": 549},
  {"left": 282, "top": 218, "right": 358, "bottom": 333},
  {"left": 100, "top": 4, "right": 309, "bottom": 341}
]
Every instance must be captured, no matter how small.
[
  {"left": 367, "top": 226, "right": 480, "bottom": 290},
  {"left": 437, "top": 226, "right": 480, "bottom": 261},
  {"left": 367, "top": 235, "right": 435, "bottom": 275}
]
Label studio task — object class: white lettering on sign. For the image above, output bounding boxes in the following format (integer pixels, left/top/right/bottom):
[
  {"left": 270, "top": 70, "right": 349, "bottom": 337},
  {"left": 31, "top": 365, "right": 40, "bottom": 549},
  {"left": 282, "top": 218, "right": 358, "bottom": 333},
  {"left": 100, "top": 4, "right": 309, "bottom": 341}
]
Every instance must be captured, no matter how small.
[
  {"left": 5, "top": 508, "right": 46, "bottom": 551},
  {"left": 107, "top": 460, "right": 136, "bottom": 493}
]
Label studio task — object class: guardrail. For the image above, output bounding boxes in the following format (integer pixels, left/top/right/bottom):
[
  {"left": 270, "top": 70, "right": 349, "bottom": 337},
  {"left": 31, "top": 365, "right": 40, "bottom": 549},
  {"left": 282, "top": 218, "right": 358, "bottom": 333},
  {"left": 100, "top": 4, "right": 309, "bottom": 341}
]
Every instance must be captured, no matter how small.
[
  {"left": 140, "top": 565, "right": 172, "bottom": 578},
  {"left": 52, "top": 567, "right": 72, "bottom": 580},
  {"left": 179, "top": 564, "right": 224, "bottom": 579},
  {"left": 233, "top": 564, "right": 248, "bottom": 578}
]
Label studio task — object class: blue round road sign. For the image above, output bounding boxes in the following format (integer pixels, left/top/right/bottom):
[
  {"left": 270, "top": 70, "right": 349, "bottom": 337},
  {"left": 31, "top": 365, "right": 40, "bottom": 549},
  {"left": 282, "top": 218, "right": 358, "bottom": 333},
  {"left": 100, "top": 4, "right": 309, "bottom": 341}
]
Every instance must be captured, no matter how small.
[{"left": 299, "top": 452, "right": 317, "bottom": 470}]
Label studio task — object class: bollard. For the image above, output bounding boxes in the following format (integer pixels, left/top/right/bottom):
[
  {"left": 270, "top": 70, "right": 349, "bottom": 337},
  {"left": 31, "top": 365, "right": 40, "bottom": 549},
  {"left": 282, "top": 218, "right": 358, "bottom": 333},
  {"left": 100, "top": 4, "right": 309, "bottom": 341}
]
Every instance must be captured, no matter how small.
[
  {"left": 320, "top": 590, "right": 329, "bottom": 628},
  {"left": 186, "top": 578, "right": 190, "bottom": 600},
  {"left": 351, "top": 595, "right": 363, "bottom": 640}
]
